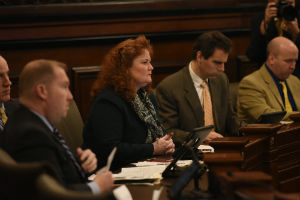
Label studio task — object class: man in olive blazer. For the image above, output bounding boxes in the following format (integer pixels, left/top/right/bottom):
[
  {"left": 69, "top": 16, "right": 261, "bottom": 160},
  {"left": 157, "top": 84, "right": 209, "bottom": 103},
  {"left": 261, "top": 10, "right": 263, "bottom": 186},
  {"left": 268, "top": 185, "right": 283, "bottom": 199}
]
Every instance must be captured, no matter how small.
[
  {"left": 238, "top": 37, "right": 300, "bottom": 124},
  {"left": 156, "top": 31, "right": 240, "bottom": 145},
  {"left": 156, "top": 67, "right": 240, "bottom": 144}
]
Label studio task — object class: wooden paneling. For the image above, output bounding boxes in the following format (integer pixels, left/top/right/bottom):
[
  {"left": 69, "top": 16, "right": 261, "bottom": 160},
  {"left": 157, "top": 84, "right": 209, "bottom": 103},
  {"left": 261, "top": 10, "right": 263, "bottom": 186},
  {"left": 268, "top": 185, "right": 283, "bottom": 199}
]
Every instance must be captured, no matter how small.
[
  {"left": 72, "top": 61, "right": 184, "bottom": 121},
  {"left": 71, "top": 66, "right": 100, "bottom": 122},
  {"left": 0, "top": 0, "right": 266, "bottom": 119}
]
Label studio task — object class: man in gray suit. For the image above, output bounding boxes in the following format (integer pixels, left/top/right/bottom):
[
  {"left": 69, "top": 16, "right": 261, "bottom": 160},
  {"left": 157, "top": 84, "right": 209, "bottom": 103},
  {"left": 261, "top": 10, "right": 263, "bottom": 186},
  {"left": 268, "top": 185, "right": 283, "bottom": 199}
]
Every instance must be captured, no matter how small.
[{"left": 156, "top": 31, "right": 240, "bottom": 145}]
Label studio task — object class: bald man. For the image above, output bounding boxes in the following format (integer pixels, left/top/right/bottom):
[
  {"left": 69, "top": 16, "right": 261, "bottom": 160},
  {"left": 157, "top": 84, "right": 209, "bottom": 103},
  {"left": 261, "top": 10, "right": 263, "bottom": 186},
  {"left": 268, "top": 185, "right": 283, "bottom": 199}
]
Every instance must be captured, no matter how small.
[
  {"left": 238, "top": 36, "right": 300, "bottom": 124},
  {"left": 0, "top": 56, "right": 18, "bottom": 133}
]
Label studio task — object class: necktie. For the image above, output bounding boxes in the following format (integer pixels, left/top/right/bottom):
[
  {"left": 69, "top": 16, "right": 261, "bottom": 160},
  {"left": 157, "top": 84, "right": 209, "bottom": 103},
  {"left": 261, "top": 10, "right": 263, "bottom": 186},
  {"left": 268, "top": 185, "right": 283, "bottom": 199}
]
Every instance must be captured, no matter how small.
[
  {"left": 52, "top": 128, "right": 86, "bottom": 180},
  {"left": 0, "top": 107, "right": 8, "bottom": 127},
  {"left": 201, "top": 81, "right": 214, "bottom": 126},
  {"left": 279, "top": 81, "right": 293, "bottom": 112}
]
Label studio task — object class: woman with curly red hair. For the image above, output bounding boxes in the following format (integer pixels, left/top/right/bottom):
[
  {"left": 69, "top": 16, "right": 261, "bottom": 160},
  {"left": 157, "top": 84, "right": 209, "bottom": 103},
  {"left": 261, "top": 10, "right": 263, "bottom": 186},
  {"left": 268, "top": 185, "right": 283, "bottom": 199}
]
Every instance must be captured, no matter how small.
[{"left": 82, "top": 35, "right": 175, "bottom": 170}]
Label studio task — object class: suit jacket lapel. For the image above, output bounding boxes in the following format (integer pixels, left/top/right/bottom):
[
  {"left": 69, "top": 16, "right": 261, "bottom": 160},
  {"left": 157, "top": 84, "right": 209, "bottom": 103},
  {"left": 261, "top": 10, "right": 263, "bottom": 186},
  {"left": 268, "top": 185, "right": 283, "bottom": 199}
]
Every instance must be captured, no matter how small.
[
  {"left": 181, "top": 67, "right": 204, "bottom": 125},
  {"left": 20, "top": 105, "right": 59, "bottom": 144},
  {"left": 286, "top": 77, "right": 300, "bottom": 110},
  {"left": 208, "top": 78, "right": 218, "bottom": 128},
  {"left": 260, "top": 65, "right": 284, "bottom": 109}
]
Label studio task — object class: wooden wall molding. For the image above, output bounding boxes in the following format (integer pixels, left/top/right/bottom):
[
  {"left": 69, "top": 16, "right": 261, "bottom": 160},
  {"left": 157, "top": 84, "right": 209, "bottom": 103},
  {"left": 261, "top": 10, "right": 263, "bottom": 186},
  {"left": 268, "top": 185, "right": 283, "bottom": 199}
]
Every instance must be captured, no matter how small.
[
  {"left": 71, "top": 66, "right": 101, "bottom": 121},
  {"left": 0, "top": 0, "right": 266, "bottom": 119}
]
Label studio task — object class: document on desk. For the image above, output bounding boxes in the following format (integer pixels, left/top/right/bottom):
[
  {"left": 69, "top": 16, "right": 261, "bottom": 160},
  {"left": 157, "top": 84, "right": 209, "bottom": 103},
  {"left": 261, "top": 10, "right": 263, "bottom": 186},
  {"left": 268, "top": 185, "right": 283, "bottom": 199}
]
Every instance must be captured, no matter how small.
[
  {"left": 198, "top": 144, "right": 214, "bottom": 153},
  {"left": 133, "top": 160, "right": 192, "bottom": 167},
  {"left": 112, "top": 160, "right": 193, "bottom": 185},
  {"left": 113, "top": 164, "right": 166, "bottom": 184}
]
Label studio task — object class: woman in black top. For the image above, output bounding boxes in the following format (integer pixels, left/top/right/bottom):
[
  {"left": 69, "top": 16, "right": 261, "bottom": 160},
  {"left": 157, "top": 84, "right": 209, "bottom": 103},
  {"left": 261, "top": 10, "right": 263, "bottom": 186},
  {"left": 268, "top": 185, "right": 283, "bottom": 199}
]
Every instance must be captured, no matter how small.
[{"left": 82, "top": 35, "right": 175, "bottom": 170}]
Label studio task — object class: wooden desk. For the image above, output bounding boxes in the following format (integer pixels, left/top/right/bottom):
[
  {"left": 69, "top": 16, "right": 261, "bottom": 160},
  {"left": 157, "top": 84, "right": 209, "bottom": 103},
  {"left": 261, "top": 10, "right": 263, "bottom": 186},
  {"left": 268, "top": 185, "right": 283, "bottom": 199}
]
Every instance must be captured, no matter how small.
[
  {"left": 125, "top": 173, "right": 208, "bottom": 200},
  {"left": 121, "top": 115, "right": 300, "bottom": 199},
  {"left": 204, "top": 115, "right": 300, "bottom": 193}
]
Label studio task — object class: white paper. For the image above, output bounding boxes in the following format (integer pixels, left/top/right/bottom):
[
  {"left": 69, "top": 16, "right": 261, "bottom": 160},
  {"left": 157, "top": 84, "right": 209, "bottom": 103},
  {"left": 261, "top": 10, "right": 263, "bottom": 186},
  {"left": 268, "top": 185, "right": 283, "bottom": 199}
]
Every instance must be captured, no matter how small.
[
  {"left": 97, "top": 147, "right": 117, "bottom": 173},
  {"left": 106, "top": 147, "right": 117, "bottom": 171},
  {"left": 113, "top": 185, "right": 133, "bottom": 200},
  {"left": 176, "top": 160, "right": 193, "bottom": 167},
  {"left": 198, "top": 144, "right": 214, "bottom": 153},
  {"left": 88, "top": 173, "right": 96, "bottom": 181},
  {"left": 87, "top": 147, "right": 117, "bottom": 181},
  {"left": 152, "top": 186, "right": 163, "bottom": 200},
  {"left": 133, "top": 161, "right": 169, "bottom": 167},
  {"left": 280, "top": 120, "right": 293, "bottom": 124},
  {"left": 113, "top": 165, "right": 167, "bottom": 181}
]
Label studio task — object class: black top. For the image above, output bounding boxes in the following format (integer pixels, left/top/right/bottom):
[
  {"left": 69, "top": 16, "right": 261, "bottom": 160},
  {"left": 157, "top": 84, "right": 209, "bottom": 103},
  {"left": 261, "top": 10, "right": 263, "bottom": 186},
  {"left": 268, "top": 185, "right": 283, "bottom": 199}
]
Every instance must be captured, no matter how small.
[{"left": 82, "top": 87, "right": 157, "bottom": 171}]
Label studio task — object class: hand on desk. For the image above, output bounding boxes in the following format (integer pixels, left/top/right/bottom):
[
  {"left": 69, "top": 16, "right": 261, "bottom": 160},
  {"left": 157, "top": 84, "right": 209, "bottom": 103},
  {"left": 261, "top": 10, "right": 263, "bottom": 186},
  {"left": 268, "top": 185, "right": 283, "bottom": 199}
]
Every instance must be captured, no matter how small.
[
  {"left": 153, "top": 132, "right": 175, "bottom": 155},
  {"left": 77, "top": 147, "right": 97, "bottom": 173},
  {"left": 203, "top": 131, "right": 223, "bottom": 143}
]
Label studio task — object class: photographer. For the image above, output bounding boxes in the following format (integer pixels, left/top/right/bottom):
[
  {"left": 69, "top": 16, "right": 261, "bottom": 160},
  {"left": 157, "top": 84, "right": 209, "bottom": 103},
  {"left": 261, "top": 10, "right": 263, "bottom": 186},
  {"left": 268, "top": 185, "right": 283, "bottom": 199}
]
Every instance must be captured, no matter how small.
[{"left": 246, "top": 0, "right": 300, "bottom": 79}]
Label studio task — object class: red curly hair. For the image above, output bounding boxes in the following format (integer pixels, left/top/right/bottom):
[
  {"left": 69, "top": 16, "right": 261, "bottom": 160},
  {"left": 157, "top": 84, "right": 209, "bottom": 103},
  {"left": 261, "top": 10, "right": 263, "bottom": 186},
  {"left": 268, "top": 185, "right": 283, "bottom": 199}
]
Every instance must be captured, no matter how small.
[{"left": 91, "top": 35, "right": 153, "bottom": 101}]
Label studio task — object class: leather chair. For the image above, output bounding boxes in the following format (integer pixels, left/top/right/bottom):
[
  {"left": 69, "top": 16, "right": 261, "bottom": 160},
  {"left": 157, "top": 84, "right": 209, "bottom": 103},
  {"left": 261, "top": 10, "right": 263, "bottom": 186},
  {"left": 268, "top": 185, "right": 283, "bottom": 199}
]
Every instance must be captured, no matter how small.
[
  {"left": 0, "top": 148, "right": 56, "bottom": 200},
  {"left": 35, "top": 173, "right": 114, "bottom": 200},
  {"left": 56, "top": 100, "right": 84, "bottom": 155}
]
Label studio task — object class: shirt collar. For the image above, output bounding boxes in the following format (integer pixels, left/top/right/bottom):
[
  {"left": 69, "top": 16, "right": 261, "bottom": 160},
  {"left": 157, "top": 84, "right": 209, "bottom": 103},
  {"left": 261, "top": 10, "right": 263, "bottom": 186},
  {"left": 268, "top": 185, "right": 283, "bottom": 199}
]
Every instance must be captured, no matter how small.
[
  {"left": 189, "top": 61, "right": 206, "bottom": 86},
  {"left": 265, "top": 64, "right": 284, "bottom": 84},
  {"left": 29, "top": 109, "right": 55, "bottom": 132}
]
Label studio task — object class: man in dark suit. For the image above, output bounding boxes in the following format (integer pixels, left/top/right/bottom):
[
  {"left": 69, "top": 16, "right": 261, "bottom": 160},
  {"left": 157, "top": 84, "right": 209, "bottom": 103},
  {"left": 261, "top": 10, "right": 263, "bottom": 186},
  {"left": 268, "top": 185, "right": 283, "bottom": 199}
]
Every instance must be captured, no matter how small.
[
  {"left": 0, "top": 59, "right": 113, "bottom": 194},
  {"left": 155, "top": 31, "right": 240, "bottom": 145},
  {"left": 0, "top": 55, "right": 19, "bottom": 134}
]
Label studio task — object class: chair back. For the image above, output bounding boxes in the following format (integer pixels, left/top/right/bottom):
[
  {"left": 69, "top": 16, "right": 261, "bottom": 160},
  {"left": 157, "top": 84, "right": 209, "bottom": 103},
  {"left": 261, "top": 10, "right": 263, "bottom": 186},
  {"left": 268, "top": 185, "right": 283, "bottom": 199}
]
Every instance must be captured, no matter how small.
[
  {"left": 36, "top": 173, "right": 114, "bottom": 200},
  {"left": 0, "top": 148, "right": 54, "bottom": 199},
  {"left": 56, "top": 100, "right": 84, "bottom": 155}
]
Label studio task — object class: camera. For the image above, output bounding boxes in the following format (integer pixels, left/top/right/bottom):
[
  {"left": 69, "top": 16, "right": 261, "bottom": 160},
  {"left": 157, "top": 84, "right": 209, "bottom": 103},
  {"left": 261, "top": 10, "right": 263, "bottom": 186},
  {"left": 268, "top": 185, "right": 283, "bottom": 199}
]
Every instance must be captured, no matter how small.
[{"left": 276, "top": 0, "right": 298, "bottom": 21}]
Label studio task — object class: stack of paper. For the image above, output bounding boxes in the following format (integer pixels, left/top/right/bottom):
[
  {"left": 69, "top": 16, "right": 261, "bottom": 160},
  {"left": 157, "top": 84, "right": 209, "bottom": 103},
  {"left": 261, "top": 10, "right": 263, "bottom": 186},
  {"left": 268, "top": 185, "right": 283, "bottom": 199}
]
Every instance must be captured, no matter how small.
[{"left": 113, "top": 164, "right": 166, "bottom": 185}]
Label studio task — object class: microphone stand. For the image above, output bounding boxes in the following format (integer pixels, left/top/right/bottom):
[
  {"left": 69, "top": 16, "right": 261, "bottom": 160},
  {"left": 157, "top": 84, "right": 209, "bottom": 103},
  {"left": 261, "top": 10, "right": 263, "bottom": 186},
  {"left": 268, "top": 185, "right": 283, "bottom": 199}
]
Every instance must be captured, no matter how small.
[{"left": 181, "top": 145, "right": 211, "bottom": 199}]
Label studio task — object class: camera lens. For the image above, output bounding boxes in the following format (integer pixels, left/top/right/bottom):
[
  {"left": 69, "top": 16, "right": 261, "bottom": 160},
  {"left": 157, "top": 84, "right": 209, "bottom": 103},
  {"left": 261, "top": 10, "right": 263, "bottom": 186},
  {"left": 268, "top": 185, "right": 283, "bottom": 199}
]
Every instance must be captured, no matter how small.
[
  {"left": 282, "top": 5, "right": 298, "bottom": 21},
  {"left": 277, "top": 1, "right": 298, "bottom": 21}
]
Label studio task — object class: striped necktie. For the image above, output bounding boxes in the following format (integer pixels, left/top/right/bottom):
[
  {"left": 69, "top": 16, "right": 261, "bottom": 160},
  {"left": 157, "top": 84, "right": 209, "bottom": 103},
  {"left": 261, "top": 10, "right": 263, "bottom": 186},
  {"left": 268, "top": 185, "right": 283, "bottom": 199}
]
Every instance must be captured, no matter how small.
[
  {"left": 279, "top": 81, "right": 293, "bottom": 112},
  {"left": 0, "top": 107, "right": 7, "bottom": 129},
  {"left": 52, "top": 128, "right": 86, "bottom": 180},
  {"left": 201, "top": 81, "right": 214, "bottom": 126}
]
